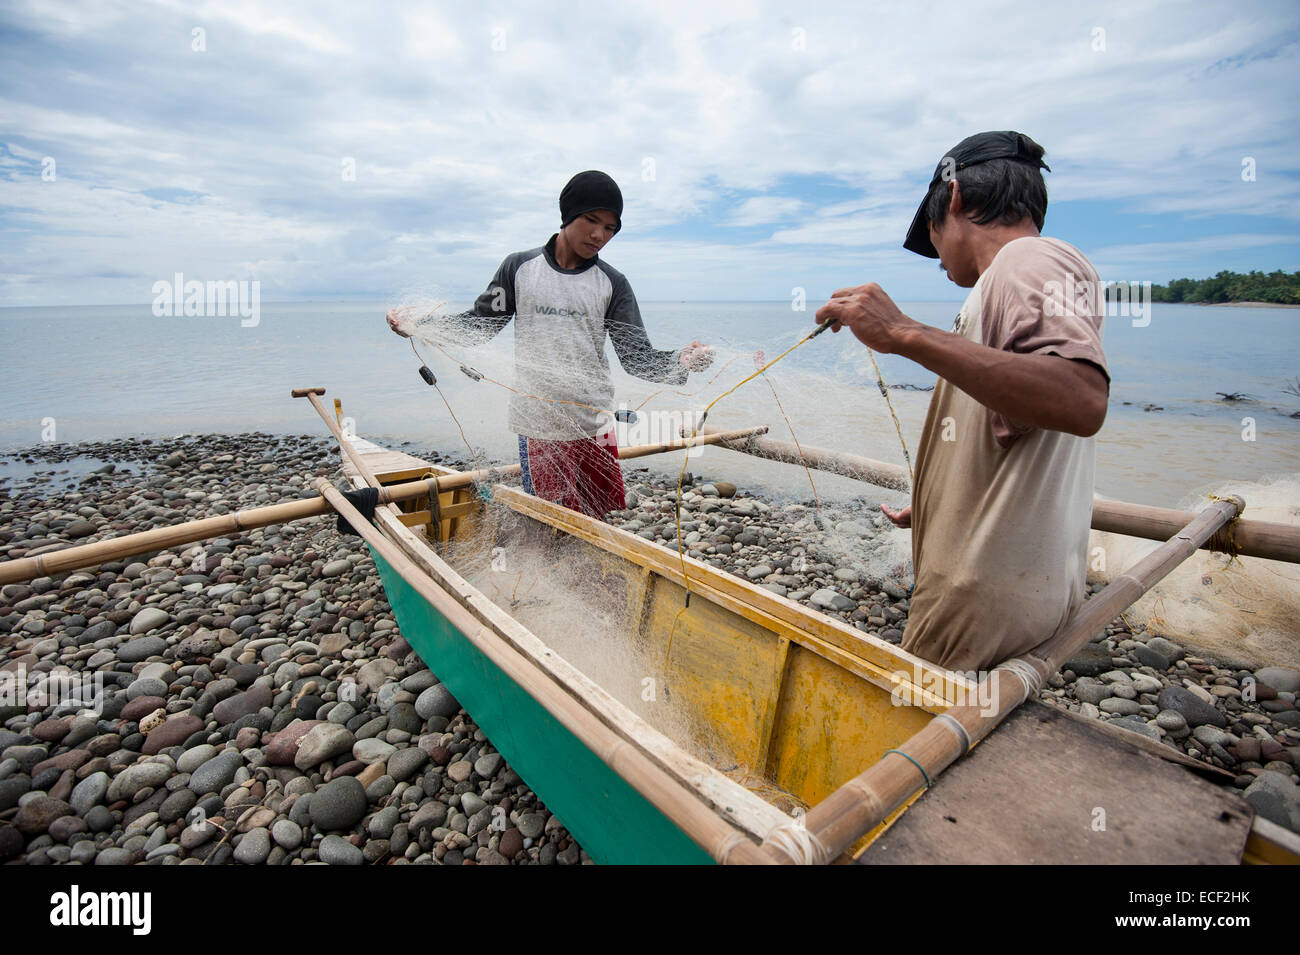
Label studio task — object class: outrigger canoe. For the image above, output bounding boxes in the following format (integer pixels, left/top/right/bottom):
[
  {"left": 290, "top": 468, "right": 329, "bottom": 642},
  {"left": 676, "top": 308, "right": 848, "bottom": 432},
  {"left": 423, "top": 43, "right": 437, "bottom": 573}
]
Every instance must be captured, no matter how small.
[
  {"left": 304, "top": 388, "right": 1300, "bottom": 865},
  {"left": 3, "top": 387, "right": 1296, "bottom": 864}
]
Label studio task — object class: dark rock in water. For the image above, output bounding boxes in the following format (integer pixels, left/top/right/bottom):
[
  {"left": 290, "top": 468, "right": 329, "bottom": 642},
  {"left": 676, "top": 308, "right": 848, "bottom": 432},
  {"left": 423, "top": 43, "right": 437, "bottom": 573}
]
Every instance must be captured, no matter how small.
[
  {"left": 1062, "top": 646, "right": 1113, "bottom": 678},
  {"left": 1156, "top": 686, "right": 1227, "bottom": 728},
  {"left": 1130, "top": 644, "right": 1169, "bottom": 671}
]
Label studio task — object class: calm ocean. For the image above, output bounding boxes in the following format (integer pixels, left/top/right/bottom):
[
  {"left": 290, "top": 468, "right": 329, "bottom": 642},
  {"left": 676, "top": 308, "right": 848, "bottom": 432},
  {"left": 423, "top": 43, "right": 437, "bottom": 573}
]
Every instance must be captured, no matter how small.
[{"left": 2, "top": 301, "right": 1297, "bottom": 509}]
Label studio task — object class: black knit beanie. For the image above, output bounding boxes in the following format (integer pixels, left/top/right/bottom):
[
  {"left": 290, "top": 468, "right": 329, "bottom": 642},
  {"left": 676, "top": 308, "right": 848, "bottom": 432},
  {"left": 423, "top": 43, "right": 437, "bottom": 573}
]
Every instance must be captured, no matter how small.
[{"left": 559, "top": 170, "right": 623, "bottom": 232}]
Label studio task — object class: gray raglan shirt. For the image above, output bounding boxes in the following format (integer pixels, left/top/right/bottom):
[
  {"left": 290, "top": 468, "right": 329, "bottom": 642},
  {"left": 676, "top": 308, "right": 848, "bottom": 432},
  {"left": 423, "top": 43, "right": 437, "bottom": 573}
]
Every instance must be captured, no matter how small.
[{"left": 422, "top": 235, "right": 688, "bottom": 440}]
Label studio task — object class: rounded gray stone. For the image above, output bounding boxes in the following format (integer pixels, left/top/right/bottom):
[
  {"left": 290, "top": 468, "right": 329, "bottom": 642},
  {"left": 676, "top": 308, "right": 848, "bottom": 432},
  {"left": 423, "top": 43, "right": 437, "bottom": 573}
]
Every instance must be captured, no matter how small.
[
  {"left": 189, "top": 750, "right": 244, "bottom": 794},
  {"left": 177, "top": 744, "right": 218, "bottom": 775},
  {"left": 126, "top": 677, "right": 169, "bottom": 700},
  {"left": 70, "top": 771, "right": 110, "bottom": 815},
  {"left": 234, "top": 827, "right": 271, "bottom": 864},
  {"left": 386, "top": 747, "right": 428, "bottom": 782},
  {"left": 1256, "top": 667, "right": 1300, "bottom": 694},
  {"left": 318, "top": 833, "right": 363, "bottom": 865},
  {"left": 1099, "top": 698, "right": 1142, "bottom": 716},
  {"left": 107, "top": 761, "right": 171, "bottom": 802},
  {"left": 129, "top": 608, "right": 171, "bottom": 636},
  {"left": 272, "top": 818, "right": 303, "bottom": 850},
  {"left": 415, "top": 684, "right": 460, "bottom": 721},
  {"left": 368, "top": 805, "right": 400, "bottom": 839},
  {"left": 309, "top": 776, "right": 367, "bottom": 831}
]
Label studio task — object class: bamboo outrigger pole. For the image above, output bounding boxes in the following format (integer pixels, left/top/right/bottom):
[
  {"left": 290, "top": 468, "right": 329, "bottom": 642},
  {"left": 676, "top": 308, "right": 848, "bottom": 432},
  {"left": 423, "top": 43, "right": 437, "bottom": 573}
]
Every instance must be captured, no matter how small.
[
  {"left": 695, "top": 425, "right": 1300, "bottom": 564},
  {"left": 758, "top": 495, "right": 1246, "bottom": 865},
  {"left": 0, "top": 426, "right": 770, "bottom": 586}
]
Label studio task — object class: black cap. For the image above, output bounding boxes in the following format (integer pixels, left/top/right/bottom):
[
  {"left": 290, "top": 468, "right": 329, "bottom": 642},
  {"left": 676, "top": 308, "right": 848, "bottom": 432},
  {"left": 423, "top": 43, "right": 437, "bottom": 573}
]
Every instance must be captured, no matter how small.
[
  {"left": 560, "top": 170, "right": 623, "bottom": 233},
  {"left": 903, "top": 131, "right": 1050, "bottom": 258}
]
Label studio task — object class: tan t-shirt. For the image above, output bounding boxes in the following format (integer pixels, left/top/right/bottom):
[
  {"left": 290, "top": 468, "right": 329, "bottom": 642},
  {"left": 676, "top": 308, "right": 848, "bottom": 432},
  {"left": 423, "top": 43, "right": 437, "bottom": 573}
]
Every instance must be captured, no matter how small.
[{"left": 900, "top": 236, "right": 1109, "bottom": 674}]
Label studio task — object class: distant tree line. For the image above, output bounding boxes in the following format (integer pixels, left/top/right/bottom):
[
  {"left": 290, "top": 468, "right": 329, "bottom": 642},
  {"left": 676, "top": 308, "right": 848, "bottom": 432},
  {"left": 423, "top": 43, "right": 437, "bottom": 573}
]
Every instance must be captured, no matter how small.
[{"left": 1148, "top": 269, "right": 1300, "bottom": 304}]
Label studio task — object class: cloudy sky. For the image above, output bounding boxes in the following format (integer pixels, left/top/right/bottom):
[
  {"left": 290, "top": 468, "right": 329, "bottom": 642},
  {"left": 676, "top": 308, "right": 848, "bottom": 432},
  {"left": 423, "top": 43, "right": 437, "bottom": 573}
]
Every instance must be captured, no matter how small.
[{"left": 1, "top": 0, "right": 1297, "bottom": 306}]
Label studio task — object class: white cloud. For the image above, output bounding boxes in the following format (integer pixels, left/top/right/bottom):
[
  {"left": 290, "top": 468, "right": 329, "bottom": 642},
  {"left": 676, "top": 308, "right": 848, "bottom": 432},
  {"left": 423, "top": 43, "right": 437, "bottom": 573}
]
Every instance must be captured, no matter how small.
[
  {"left": 728, "top": 196, "right": 804, "bottom": 226},
  {"left": 0, "top": 0, "right": 1297, "bottom": 305}
]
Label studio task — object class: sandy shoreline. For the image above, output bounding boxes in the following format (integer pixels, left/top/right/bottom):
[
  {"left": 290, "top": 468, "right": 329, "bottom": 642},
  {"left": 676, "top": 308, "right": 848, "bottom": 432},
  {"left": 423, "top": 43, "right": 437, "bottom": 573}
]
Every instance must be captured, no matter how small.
[{"left": 1, "top": 433, "right": 1298, "bottom": 864}]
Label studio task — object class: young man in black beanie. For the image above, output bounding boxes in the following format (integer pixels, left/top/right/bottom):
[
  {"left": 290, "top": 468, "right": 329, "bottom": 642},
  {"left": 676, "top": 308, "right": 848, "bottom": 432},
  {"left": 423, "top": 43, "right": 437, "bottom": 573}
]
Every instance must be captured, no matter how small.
[{"left": 388, "top": 170, "right": 712, "bottom": 517}]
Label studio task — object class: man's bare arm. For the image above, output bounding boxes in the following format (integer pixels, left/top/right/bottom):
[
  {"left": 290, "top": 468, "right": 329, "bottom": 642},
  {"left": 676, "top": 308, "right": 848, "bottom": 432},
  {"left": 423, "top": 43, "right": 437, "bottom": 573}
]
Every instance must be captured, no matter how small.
[{"left": 815, "top": 283, "right": 1108, "bottom": 438}]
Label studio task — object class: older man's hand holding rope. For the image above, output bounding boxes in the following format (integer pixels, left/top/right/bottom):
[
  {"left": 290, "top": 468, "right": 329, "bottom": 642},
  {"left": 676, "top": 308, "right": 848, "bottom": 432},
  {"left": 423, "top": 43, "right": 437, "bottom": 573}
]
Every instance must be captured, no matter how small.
[{"left": 814, "top": 282, "right": 920, "bottom": 353}]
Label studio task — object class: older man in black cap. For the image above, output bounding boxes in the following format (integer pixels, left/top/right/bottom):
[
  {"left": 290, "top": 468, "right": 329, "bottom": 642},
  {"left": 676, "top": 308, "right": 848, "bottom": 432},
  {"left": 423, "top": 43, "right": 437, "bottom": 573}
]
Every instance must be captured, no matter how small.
[
  {"left": 389, "top": 170, "right": 712, "bottom": 517},
  {"left": 815, "top": 132, "right": 1110, "bottom": 673}
]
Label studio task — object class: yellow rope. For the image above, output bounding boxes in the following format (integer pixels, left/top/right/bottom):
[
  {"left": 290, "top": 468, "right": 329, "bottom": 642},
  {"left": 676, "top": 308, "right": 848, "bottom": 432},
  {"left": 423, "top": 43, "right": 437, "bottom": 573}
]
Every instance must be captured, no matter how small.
[{"left": 866, "top": 348, "right": 914, "bottom": 485}]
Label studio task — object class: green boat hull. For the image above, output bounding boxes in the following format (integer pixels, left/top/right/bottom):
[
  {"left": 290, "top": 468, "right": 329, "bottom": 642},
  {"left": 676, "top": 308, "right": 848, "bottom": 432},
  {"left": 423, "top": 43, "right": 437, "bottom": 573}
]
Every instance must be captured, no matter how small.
[{"left": 369, "top": 544, "right": 715, "bottom": 865}]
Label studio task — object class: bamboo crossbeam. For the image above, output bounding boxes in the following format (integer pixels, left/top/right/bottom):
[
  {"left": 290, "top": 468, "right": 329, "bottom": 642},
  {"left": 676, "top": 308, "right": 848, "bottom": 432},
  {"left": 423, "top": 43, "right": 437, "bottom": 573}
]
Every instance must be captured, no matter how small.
[
  {"left": 314, "top": 477, "right": 773, "bottom": 865},
  {"left": 1091, "top": 497, "right": 1299, "bottom": 565},
  {"left": 764, "top": 496, "right": 1245, "bottom": 864},
  {"left": 697, "top": 425, "right": 1300, "bottom": 564},
  {"left": 691, "top": 425, "right": 911, "bottom": 492},
  {"left": 0, "top": 427, "right": 771, "bottom": 585}
]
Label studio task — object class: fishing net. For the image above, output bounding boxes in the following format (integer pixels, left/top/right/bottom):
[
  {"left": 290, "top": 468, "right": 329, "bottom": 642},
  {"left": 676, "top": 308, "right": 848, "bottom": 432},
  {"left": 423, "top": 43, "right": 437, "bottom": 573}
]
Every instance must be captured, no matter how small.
[
  {"left": 1089, "top": 475, "right": 1300, "bottom": 669},
  {"left": 379, "top": 294, "right": 924, "bottom": 809}
]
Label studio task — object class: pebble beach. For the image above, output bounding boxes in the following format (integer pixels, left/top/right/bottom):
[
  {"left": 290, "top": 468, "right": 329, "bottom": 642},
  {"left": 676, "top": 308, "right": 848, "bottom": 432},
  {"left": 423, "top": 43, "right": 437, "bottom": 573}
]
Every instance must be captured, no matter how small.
[{"left": 1, "top": 432, "right": 1298, "bottom": 866}]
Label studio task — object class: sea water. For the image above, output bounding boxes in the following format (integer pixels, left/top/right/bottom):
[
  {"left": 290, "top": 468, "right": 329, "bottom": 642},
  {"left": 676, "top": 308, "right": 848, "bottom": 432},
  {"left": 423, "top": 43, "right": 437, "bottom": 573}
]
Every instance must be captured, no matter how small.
[{"left": 1, "top": 300, "right": 1296, "bottom": 509}]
